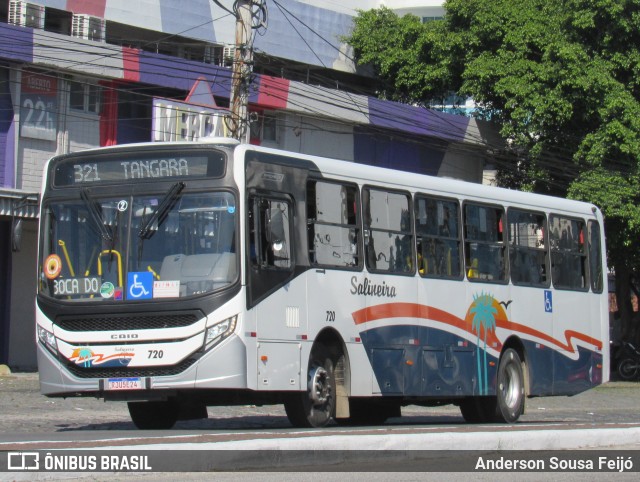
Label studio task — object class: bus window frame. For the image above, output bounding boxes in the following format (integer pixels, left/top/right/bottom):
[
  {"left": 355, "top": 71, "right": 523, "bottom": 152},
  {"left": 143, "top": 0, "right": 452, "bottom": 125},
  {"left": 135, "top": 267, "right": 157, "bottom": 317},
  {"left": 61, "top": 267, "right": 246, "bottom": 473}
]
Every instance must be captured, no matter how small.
[
  {"left": 362, "top": 184, "right": 415, "bottom": 276},
  {"left": 548, "top": 213, "right": 589, "bottom": 292},
  {"left": 414, "top": 193, "right": 463, "bottom": 280},
  {"left": 587, "top": 219, "right": 604, "bottom": 294},
  {"left": 306, "top": 177, "right": 362, "bottom": 271},
  {"left": 248, "top": 192, "right": 295, "bottom": 272},
  {"left": 506, "top": 207, "right": 551, "bottom": 288},
  {"left": 463, "top": 200, "right": 508, "bottom": 284}
]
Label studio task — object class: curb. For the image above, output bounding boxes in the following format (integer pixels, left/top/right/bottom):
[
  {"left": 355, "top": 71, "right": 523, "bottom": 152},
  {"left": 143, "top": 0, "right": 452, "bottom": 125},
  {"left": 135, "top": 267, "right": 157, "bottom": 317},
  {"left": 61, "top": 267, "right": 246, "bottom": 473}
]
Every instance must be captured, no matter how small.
[{"left": 97, "top": 426, "right": 640, "bottom": 451}]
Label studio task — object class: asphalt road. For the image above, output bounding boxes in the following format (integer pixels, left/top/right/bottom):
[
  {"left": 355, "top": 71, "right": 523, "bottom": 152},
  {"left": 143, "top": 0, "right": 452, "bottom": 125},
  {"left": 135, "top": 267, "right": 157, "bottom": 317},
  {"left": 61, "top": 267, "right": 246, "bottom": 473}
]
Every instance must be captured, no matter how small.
[
  {"left": 1, "top": 373, "right": 640, "bottom": 480},
  {"left": 1, "top": 372, "right": 640, "bottom": 434}
]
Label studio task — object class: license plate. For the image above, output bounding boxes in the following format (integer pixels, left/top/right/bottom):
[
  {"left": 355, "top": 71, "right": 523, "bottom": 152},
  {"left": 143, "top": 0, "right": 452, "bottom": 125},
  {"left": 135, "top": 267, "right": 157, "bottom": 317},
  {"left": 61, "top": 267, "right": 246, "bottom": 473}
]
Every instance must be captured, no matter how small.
[{"left": 105, "top": 377, "right": 143, "bottom": 390}]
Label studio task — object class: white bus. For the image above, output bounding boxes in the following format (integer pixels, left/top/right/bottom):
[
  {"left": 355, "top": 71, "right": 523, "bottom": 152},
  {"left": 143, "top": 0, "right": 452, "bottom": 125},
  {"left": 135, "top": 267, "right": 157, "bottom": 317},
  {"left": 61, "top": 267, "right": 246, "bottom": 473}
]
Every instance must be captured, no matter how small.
[{"left": 36, "top": 139, "right": 609, "bottom": 428}]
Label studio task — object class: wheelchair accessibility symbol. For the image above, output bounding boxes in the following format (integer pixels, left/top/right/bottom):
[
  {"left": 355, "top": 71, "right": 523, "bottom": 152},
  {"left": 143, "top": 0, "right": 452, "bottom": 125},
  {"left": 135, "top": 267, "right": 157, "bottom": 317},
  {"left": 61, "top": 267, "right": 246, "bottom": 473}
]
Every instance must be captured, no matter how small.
[
  {"left": 127, "top": 272, "right": 153, "bottom": 300},
  {"left": 544, "top": 290, "right": 553, "bottom": 313}
]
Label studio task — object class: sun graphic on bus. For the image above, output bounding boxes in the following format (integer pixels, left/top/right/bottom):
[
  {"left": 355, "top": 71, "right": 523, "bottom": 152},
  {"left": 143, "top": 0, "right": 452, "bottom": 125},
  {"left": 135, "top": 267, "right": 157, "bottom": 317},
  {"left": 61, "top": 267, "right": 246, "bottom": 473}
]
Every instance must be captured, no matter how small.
[
  {"left": 71, "top": 347, "right": 95, "bottom": 367},
  {"left": 464, "top": 292, "right": 509, "bottom": 395}
]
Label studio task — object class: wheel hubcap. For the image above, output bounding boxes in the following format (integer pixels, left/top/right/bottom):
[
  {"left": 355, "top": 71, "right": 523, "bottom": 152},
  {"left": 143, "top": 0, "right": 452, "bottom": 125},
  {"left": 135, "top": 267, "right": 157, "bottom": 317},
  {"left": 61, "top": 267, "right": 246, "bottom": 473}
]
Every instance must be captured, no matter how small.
[
  {"left": 308, "top": 366, "right": 330, "bottom": 405},
  {"left": 502, "top": 364, "right": 520, "bottom": 409}
]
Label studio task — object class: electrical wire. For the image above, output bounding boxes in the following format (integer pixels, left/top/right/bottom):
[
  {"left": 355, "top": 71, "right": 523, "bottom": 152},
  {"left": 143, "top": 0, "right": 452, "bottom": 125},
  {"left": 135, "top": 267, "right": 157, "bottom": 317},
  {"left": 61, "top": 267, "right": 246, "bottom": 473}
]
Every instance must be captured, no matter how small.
[{"left": 0, "top": 14, "right": 630, "bottom": 189}]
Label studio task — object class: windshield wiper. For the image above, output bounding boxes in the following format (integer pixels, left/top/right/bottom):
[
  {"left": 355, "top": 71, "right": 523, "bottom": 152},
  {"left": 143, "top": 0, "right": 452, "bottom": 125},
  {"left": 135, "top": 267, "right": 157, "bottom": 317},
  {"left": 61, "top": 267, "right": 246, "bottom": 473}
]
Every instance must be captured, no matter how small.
[
  {"left": 138, "top": 181, "right": 185, "bottom": 240},
  {"left": 81, "top": 188, "right": 113, "bottom": 242}
]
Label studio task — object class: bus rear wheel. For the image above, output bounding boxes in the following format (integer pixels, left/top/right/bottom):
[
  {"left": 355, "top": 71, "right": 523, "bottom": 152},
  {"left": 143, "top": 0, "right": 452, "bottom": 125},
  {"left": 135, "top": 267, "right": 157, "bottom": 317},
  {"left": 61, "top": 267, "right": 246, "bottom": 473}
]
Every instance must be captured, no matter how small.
[
  {"left": 459, "top": 348, "right": 525, "bottom": 424},
  {"left": 128, "top": 400, "right": 179, "bottom": 430},
  {"left": 495, "top": 348, "right": 525, "bottom": 423},
  {"left": 284, "top": 344, "right": 336, "bottom": 428}
]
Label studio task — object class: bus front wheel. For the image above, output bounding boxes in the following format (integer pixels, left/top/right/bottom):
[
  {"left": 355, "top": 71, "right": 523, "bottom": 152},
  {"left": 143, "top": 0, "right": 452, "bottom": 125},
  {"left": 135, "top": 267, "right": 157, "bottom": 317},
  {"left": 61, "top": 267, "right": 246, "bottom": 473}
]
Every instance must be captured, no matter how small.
[
  {"left": 284, "top": 343, "right": 336, "bottom": 428},
  {"left": 128, "top": 400, "right": 179, "bottom": 430}
]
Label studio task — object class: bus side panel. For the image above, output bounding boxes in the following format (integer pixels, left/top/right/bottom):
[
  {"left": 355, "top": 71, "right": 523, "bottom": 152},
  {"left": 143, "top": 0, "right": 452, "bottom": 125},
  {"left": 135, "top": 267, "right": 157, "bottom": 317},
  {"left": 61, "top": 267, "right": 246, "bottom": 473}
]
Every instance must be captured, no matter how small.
[
  {"left": 552, "top": 346, "right": 598, "bottom": 395},
  {"left": 509, "top": 285, "right": 555, "bottom": 396},
  {"left": 358, "top": 271, "right": 418, "bottom": 395},
  {"left": 465, "top": 281, "right": 510, "bottom": 397},
  {"left": 421, "top": 325, "right": 476, "bottom": 396},
  {"left": 519, "top": 340, "right": 554, "bottom": 396},
  {"left": 417, "top": 278, "right": 477, "bottom": 397},
  {"left": 551, "top": 290, "right": 599, "bottom": 395},
  {"left": 306, "top": 270, "right": 372, "bottom": 395},
  {"left": 344, "top": 340, "right": 375, "bottom": 397}
]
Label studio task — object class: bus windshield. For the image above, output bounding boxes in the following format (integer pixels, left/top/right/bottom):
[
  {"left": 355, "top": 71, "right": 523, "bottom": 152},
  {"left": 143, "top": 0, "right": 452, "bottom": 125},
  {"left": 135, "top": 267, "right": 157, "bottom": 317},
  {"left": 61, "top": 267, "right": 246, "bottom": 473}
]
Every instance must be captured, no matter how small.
[{"left": 39, "top": 190, "right": 237, "bottom": 301}]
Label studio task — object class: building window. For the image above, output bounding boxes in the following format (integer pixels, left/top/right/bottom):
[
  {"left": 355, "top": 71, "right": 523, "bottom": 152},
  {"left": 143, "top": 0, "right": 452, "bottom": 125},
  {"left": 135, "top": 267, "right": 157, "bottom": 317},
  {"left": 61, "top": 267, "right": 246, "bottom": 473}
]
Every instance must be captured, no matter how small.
[
  {"left": 250, "top": 112, "right": 278, "bottom": 144},
  {"left": 69, "top": 80, "right": 101, "bottom": 114}
]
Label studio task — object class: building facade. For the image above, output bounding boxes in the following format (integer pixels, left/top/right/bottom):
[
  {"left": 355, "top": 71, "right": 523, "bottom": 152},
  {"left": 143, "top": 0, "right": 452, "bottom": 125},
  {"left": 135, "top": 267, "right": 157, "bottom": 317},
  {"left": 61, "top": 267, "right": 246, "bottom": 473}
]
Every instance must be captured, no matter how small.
[{"left": 0, "top": 0, "right": 496, "bottom": 369}]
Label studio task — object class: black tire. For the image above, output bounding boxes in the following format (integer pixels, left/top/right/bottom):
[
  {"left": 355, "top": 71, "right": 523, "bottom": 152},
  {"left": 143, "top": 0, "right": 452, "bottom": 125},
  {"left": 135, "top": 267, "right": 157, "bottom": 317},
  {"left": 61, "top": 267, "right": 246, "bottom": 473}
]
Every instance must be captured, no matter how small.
[
  {"left": 459, "top": 397, "right": 494, "bottom": 423},
  {"left": 284, "top": 344, "right": 335, "bottom": 428},
  {"left": 335, "top": 399, "right": 398, "bottom": 426},
  {"left": 128, "top": 400, "right": 179, "bottom": 430},
  {"left": 494, "top": 348, "right": 525, "bottom": 423},
  {"left": 618, "top": 357, "right": 639, "bottom": 381},
  {"left": 459, "top": 398, "right": 481, "bottom": 423}
]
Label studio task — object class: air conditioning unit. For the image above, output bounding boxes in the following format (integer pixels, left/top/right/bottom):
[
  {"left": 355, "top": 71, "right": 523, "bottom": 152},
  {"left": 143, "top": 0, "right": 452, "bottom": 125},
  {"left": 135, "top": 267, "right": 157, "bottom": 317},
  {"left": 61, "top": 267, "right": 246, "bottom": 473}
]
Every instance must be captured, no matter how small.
[
  {"left": 72, "top": 14, "right": 105, "bottom": 42},
  {"left": 9, "top": 0, "right": 45, "bottom": 29}
]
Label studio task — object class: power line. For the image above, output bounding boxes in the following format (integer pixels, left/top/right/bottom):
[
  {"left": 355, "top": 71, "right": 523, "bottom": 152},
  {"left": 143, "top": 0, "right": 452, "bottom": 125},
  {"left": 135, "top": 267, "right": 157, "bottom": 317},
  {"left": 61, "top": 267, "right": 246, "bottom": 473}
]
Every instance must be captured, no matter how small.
[{"left": 1, "top": 21, "right": 625, "bottom": 189}]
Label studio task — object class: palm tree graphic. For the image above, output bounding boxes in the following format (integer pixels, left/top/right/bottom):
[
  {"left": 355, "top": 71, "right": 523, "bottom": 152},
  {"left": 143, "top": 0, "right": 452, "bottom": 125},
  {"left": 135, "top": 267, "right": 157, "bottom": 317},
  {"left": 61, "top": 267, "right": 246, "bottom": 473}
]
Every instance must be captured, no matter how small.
[
  {"left": 470, "top": 292, "right": 497, "bottom": 395},
  {"left": 78, "top": 348, "right": 93, "bottom": 368}
]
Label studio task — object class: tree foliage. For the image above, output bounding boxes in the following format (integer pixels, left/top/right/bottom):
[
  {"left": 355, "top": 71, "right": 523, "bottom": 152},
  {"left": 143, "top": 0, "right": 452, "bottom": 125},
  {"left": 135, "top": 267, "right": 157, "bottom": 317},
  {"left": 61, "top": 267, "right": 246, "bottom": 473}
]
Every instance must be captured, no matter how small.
[{"left": 347, "top": 0, "right": 640, "bottom": 341}]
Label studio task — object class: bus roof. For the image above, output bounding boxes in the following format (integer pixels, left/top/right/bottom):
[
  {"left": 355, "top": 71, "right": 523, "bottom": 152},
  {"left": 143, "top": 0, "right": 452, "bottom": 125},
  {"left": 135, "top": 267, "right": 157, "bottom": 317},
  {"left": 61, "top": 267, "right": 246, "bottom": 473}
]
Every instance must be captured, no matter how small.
[{"left": 238, "top": 143, "right": 600, "bottom": 219}]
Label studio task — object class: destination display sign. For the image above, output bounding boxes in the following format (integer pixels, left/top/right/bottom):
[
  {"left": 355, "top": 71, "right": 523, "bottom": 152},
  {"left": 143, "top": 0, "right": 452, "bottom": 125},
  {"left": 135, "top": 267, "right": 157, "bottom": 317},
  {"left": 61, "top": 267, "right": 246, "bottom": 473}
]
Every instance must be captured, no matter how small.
[{"left": 53, "top": 150, "right": 225, "bottom": 186}]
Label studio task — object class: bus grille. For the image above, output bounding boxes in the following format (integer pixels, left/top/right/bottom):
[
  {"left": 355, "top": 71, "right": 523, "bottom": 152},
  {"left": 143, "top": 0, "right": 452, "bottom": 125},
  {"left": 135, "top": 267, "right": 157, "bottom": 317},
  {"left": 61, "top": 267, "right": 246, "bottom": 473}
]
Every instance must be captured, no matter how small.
[
  {"left": 65, "top": 358, "right": 197, "bottom": 379},
  {"left": 55, "top": 312, "right": 202, "bottom": 332}
]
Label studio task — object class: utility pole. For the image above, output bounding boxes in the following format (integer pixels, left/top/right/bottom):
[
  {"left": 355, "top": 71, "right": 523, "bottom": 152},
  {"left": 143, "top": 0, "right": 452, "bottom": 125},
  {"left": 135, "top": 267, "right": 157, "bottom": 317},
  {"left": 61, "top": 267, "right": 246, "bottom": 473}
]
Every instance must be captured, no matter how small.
[{"left": 229, "top": 0, "right": 253, "bottom": 141}]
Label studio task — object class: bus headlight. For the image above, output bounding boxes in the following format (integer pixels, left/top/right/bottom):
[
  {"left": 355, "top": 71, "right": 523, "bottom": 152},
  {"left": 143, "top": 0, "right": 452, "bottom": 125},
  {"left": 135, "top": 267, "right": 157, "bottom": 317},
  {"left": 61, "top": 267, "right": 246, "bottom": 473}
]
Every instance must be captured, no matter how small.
[
  {"left": 37, "top": 325, "right": 58, "bottom": 355},
  {"left": 204, "top": 315, "right": 237, "bottom": 349}
]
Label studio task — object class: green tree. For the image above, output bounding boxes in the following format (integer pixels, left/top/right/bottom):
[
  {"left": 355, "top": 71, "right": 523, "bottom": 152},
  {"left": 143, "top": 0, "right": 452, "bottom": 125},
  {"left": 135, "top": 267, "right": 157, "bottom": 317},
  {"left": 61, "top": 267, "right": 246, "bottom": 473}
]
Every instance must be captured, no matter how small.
[{"left": 347, "top": 1, "right": 640, "bottom": 342}]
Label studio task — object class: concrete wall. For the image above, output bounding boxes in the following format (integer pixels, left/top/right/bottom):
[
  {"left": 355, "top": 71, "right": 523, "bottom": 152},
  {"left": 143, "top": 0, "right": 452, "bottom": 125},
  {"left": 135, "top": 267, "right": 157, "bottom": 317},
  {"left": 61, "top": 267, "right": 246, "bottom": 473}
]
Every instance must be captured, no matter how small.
[{"left": 279, "top": 113, "right": 355, "bottom": 161}]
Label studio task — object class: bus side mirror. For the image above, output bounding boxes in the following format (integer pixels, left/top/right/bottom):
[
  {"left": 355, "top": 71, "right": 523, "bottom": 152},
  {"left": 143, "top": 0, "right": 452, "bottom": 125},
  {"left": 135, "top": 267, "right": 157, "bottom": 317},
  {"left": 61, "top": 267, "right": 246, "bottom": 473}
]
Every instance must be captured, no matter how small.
[{"left": 12, "top": 218, "right": 23, "bottom": 252}]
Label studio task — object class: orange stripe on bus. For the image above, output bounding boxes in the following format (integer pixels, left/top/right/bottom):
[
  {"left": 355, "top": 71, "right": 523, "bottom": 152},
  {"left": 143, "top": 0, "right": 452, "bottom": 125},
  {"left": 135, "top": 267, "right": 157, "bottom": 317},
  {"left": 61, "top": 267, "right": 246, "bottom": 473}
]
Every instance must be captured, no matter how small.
[{"left": 351, "top": 303, "right": 603, "bottom": 353}]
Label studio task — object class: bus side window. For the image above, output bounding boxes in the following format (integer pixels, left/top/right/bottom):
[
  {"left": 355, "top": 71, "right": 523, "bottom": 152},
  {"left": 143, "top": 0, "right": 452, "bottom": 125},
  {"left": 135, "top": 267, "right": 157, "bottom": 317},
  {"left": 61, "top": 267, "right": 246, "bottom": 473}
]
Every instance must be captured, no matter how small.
[
  {"left": 464, "top": 203, "right": 506, "bottom": 282},
  {"left": 508, "top": 209, "right": 549, "bottom": 287},
  {"left": 306, "top": 180, "right": 360, "bottom": 269},
  {"left": 549, "top": 215, "right": 587, "bottom": 291},
  {"left": 588, "top": 221, "right": 603, "bottom": 293},
  {"left": 415, "top": 195, "right": 461, "bottom": 279},
  {"left": 249, "top": 196, "right": 292, "bottom": 270},
  {"left": 363, "top": 187, "right": 414, "bottom": 275}
]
